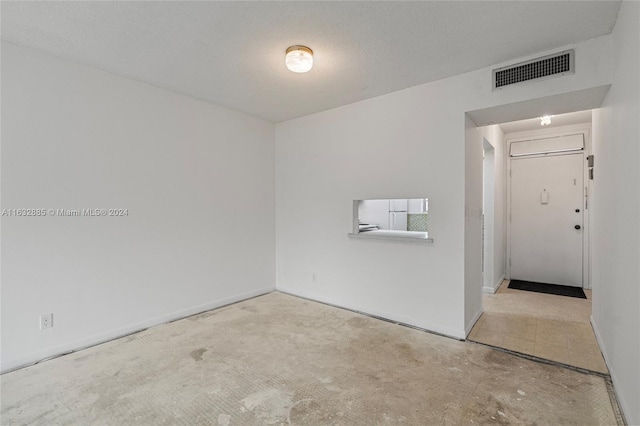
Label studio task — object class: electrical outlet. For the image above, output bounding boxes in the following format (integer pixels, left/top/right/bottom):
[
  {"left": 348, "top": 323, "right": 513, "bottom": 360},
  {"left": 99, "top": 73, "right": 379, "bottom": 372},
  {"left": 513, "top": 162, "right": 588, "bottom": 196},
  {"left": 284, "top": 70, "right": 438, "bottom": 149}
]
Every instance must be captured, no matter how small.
[{"left": 40, "top": 313, "right": 53, "bottom": 330}]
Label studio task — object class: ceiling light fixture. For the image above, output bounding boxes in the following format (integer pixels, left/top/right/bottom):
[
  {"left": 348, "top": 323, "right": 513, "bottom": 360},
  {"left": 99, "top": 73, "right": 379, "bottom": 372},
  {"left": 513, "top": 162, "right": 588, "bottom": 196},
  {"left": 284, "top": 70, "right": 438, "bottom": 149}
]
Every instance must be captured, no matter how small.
[
  {"left": 540, "top": 115, "right": 553, "bottom": 126},
  {"left": 286, "top": 45, "right": 313, "bottom": 73}
]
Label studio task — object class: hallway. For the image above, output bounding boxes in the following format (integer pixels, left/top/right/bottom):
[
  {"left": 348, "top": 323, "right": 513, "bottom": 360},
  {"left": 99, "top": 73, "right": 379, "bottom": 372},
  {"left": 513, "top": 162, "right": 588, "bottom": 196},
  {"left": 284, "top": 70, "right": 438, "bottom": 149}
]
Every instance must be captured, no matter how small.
[{"left": 468, "top": 280, "right": 608, "bottom": 374}]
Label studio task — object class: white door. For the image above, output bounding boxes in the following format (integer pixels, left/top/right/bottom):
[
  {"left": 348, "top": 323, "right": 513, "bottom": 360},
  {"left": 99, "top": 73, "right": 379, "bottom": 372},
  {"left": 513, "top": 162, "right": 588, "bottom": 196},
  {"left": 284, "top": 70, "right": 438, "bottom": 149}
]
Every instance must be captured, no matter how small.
[{"left": 510, "top": 154, "right": 584, "bottom": 287}]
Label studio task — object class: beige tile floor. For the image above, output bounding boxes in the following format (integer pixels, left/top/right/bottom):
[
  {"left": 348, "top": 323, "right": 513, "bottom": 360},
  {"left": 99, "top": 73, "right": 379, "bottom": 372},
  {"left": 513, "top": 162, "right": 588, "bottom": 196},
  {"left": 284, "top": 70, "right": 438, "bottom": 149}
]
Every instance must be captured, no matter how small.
[{"left": 468, "top": 280, "right": 609, "bottom": 374}]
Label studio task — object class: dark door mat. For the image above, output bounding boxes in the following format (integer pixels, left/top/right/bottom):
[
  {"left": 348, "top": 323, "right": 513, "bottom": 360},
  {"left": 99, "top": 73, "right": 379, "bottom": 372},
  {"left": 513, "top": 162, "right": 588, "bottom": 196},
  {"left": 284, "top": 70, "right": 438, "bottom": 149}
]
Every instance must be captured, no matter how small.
[{"left": 508, "top": 280, "right": 587, "bottom": 299}]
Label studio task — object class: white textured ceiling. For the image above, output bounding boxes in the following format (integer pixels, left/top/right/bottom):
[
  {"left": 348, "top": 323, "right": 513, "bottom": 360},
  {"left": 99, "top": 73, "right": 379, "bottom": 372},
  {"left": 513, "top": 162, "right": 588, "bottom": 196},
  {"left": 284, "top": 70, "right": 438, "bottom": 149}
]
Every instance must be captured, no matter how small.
[{"left": 1, "top": 1, "right": 621, "bottom": 122}]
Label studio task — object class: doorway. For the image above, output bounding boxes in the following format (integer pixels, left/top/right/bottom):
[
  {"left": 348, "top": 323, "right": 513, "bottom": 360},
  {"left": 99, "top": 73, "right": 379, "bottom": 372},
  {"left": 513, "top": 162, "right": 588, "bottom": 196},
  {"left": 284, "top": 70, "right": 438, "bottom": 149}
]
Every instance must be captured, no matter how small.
[
  {"left": 509, "top": 139, "right": 586, "bottom": 288},
  {"left": 468, "top": 111, "right": 606, "bottom": 374}
]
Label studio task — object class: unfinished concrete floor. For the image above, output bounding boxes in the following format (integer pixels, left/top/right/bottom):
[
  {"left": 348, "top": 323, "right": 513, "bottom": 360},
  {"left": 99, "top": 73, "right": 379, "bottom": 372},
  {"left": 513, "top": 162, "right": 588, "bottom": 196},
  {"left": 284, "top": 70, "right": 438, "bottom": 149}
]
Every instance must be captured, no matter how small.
[
  {"left": 1, "top": 292, "right": 620, "bottom": 425},
  {"left": 469, "top": 280, "right": 608, "bottom": 374}
]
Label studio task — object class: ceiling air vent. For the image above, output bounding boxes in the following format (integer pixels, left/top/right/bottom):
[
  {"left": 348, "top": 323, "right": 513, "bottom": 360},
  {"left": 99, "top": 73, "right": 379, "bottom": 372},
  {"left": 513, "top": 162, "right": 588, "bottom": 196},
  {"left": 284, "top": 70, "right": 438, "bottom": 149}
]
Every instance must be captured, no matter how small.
[{"left": 492, "top": 50, "right": 574, "bottom": 90}]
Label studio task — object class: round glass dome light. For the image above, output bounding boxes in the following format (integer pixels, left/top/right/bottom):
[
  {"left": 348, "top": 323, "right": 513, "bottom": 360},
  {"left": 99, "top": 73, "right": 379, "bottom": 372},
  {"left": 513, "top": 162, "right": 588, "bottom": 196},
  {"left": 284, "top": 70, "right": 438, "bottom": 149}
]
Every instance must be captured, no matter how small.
[{"left": 286, "top": 45, "right": 313, "bottom": 73}]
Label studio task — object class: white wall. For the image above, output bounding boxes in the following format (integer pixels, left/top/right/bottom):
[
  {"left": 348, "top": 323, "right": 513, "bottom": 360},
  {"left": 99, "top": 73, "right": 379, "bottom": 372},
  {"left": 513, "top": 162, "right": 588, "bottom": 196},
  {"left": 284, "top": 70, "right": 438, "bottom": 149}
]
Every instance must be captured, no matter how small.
[
  {"left": 464, "top": 116, "right": 483, "bottom": 333},
  {"left": 275, "top": 35, "right": 612, "bottom": 339},
  {"left": 591, "top": 1, "right": 640, "bottom": 424},
  {"left": 481, "top": 125, "right": 506, "bottom": 294},
  {"left": 276, "top": 96, "right": 468, "bottom": 337},
  {"left": 0, "top": 43, "right": 276, "bottom": 372},
  {"left": 482, "top": 141, "right": 495, "bottom": 290}
]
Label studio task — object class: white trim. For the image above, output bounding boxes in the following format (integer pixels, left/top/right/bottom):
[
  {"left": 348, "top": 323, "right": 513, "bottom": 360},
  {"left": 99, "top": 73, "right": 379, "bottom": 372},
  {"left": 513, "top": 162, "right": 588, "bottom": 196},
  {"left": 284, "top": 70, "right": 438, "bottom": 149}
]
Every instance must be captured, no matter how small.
[
  {"left": 591, "top": 316, "right": 630, "bottom": 424},
  {"left": 510, "top": 147, "right": 583, "bottom": 157},
  {"left": 465, "top": 308, "right": 483, "bottom": 337},
  {"left": 0, "top": 286, "right": 275, "bottom": 374},
  {"left": 278, "top": 287, "right": 465, "bottom": 340},
  {"left": 505, "top": 124, "right": 591, "bottom": 289},
  {"left": 348, "top": 230, "right": 433, "bottom": 244},
  {"left": 483, "top": 274, "right": 505, "bottom": 294}
]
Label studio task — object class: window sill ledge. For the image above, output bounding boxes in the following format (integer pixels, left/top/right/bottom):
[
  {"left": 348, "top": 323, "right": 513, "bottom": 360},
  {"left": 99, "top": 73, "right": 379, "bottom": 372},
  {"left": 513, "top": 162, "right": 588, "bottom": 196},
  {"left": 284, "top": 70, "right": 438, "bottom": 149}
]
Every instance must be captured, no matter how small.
[{"left": 348, "top": 230, "right": 433, "bottom": 244}]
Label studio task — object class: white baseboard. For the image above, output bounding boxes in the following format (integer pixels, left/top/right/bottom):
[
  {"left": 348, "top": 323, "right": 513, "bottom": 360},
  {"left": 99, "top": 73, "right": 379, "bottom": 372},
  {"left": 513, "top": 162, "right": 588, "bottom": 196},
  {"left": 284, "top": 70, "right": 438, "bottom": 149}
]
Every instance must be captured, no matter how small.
[
  {"left": 1, "top": 286, "right": 274, "bottom": 374},
  {"left": 465, "top": 308, "right": 483, "bottom": 337},
  {"left": 590, "top": 316, "right": 633, "bottom": 425},
  {"left": 482, "top": 274, "right": 505, "bottom": 294},
  {"left": 278, "top": 287, "right": 466, "bottom": 340}
]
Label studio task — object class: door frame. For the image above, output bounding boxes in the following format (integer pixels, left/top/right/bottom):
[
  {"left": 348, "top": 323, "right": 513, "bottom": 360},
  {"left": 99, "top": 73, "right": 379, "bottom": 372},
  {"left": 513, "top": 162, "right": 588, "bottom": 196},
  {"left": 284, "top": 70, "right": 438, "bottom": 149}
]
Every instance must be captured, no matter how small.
[
  {"left": 505, "top": 124, "right": 591, "bottom": 289},
  {"left": 482, "top": 138, "right": 496, "bottom": 292}
]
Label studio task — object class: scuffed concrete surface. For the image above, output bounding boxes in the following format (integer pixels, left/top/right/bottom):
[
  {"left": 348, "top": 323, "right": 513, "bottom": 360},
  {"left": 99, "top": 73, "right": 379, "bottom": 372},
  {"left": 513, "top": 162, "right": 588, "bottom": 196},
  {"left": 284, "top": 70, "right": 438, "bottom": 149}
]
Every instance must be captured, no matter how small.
[{"left": 1, "top": 293, "right": 619, "bottom": 425}]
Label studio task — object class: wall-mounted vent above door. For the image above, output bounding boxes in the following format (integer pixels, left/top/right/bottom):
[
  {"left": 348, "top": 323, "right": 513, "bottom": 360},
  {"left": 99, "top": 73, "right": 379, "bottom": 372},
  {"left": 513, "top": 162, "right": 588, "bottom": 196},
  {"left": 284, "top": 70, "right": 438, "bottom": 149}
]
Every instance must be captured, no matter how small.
[{"left": 493, "top": 50, "right": 574, "bottom": 90}]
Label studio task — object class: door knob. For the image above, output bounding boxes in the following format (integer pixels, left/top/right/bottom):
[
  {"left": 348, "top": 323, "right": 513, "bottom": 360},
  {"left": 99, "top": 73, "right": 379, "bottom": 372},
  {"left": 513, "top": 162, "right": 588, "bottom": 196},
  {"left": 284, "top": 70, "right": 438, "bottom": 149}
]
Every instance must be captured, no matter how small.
[
  {"left": 575, "top": 209, "right": 580, "bottom": 213},
  {"left": 575, "top": 225, "right": 581, "bottom": 230}
]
